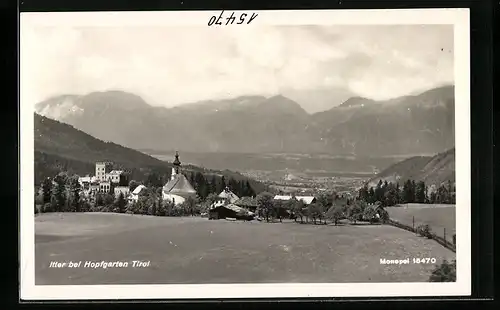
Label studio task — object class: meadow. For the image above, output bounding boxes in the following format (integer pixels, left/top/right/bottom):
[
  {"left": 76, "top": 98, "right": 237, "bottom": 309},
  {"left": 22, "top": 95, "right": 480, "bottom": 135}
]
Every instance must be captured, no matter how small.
[
  {"left": 385, "top": 204, "right": 456, "bottom": 243},
  {"left": 35, "top": 212, "right": 455, "bottom": 285}
]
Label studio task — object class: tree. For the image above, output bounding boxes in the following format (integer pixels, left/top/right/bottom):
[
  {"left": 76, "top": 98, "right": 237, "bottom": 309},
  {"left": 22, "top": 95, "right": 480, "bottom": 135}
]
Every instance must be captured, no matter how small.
[
  {"left": 346, "top": 202, "right": 363, "bottom": 224},
  {"left": 316, "top": 192, "right": 334, "bottom": 210},
  {"left": 41, "top": 177, "right": 52, "bottom": 204},
  {"left": 326, "top": 204, "right": 344, "bottom": 225},
  {"left": 146, "top": 172, "right": 163, "bottom": 188},
  {"left": 103, "top": 193, "right": 115, "bottom": 207},
  {"left": 403, "top": 180, "right": 414, "bottom": 203},
  {"left": 417, "top": 224, "right": 432, "bottom": 238},
  {"left": 429, "top": 260, "right": 456, "bottom": 282},
  {"left": 245, "top": 180, "right": 256, "bottom": 197},
  {"left": 256, "top": 192, "right": 274, "bottom": 222},
  {"left": 358, "top": 183, "right": 369, "bottom": 202},
  {"left": 375, "top": 180, "right": 384, "bottom": 202},
  {"left": 183, "top": 196, "right": 200, "bottom": 216},
  {"left": 68, "top": 176, "right": 82, "bottom": 212},
  {"left": 436, "top": 184, "right": 449, "bottom": 203},
  {"left": 129, "top": 180, "right": 140, "bottom": 192},
  {"left": 194, "top": 172, "right": 209, "bottom": 199},
  {"left": 384, "top": 183, "right": 398, "bottom": 207},
  {"left": 95, "top": 192, "right": 104, "bottom": 207},
  {"left": 114, "top": 192, "right": 127, "bottom": 213},
  {"left": 293, "top": 199, "right": 306, "bottom": 223},
  {"left": 415, "top": 181, "right": 426, "bottom": 203},
  {"left": 368, "top": 187, "right": 376, "bottom": 204},
  {"left": 51, "top": 173, "right": 68, "bottom": 212},
  {"left": 363, "top": 206, "right": 378, "bottom": 224},
  {"left": 307, "top": 203, "right": 321, "bottom": 224}
]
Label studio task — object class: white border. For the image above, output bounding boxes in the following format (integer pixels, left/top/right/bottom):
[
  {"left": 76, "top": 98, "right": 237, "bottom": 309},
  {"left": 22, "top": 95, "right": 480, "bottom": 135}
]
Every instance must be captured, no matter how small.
[{"left": 20, "top": 8, "right": 471, "bottom": 300}]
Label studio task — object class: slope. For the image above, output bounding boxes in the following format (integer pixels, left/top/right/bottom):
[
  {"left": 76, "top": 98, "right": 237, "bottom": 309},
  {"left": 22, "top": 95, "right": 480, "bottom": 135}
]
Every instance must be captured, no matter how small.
[{"left": 368, "top": 148, "right": 455, "bottom": 187}]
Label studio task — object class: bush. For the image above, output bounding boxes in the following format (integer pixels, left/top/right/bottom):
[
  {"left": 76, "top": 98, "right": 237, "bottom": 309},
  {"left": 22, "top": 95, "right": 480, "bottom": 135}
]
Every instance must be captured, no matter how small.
[
  {"left": 80, "top": 201, "right": 91, "bottom": 212},
  {"left": 42, "top": 203, "right": 54, "bottom": 213},
  {"left": 417, "top": 224, "right": 432, "bottom": 238},
  {"left": 429, "top": 259, "right": 456, "bottom": 282}
]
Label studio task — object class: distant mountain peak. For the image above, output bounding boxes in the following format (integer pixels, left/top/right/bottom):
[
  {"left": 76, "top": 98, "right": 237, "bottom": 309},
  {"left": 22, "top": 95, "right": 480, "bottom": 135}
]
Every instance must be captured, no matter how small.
[{"left": 338, "top": 96, "right": 377, "bottom": 108}]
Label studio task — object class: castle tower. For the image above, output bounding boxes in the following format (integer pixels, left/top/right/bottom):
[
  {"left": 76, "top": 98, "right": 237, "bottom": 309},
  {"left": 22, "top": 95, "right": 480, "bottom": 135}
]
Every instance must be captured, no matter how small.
[
  {"left": 171, "top": 151, "right": 181, "bottom": 180},
  {"left": 95, "top": 162, "right": 113, "bottom": 182}
]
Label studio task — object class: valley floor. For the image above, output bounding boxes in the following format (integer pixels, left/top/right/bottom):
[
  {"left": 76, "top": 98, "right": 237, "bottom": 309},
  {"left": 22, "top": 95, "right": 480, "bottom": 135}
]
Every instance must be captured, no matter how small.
[{"left": 35, "top": 213, "right": 455, "bottom": 285}]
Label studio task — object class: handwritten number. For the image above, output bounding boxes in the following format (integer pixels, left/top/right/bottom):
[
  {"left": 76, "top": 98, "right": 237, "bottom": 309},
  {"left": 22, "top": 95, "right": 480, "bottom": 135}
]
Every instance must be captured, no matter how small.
[
  {"left": 208, "top": 11, "right": 258, "bottom": 26},
  {"left": 237, "top": 13, "right": 247, "bottom": 25},
  {"left": 247, "top": 13, "right": 258, "bottom": 24}
]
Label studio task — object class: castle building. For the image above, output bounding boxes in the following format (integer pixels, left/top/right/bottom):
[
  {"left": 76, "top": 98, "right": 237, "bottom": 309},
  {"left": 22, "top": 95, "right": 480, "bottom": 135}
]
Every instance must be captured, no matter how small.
[
  {"left": 162, "top": 151, "right": 197, "bottom": 205},
  {"left": 95, "top": 162, "right": 113, "bottom": 182}
]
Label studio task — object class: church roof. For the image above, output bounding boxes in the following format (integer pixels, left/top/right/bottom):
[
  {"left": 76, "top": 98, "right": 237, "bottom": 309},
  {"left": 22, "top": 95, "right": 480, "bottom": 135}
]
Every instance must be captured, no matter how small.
[{"left": 163, "top": 174, "right": 197, "bottom": 194}]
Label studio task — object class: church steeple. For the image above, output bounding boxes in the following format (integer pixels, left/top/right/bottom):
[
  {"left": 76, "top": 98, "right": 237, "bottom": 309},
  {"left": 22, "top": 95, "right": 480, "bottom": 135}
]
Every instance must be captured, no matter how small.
[{"left": 171, "top": 151, "right": 181, "bottom": 180}]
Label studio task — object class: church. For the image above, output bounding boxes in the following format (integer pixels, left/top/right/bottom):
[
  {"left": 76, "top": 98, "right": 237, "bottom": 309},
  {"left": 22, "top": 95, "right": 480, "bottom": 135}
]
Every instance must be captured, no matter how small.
[{"left": 162, "top": 152, "right": 197, "bottom": 205}]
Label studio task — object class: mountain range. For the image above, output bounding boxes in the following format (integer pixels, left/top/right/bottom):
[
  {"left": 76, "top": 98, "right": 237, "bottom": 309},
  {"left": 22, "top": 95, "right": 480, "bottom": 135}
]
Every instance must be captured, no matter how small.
[{"left": 35, "top": 85, "right": 455, "bottom": 156}]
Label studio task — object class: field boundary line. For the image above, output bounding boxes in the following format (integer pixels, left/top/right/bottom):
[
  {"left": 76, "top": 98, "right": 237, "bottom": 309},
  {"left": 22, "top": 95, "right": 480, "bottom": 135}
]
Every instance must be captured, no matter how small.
[{"left": 386, "top": 219, "right": 456, "bottom": 253}]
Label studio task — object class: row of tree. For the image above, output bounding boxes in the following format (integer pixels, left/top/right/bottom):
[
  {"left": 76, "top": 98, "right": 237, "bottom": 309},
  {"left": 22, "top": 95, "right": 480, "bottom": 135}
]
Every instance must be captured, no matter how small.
[
  {"left": 253, "top": 192, "right": 388, "bottom": 225},
  {"left": 357, "top": 179, "right": 456, "bottom": 207}
]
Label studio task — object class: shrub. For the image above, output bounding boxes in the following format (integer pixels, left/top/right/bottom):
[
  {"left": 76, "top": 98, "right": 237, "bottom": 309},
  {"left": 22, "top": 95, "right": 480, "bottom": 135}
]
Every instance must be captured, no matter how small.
[
  {"left": 42, "top": 203, "right": 54, "bottom": 213},
  {"left": 80, "top": 201, "right": 91, "bottom": 212},
  {"left": 453, "top": 234, "right": 456, "bottom": 246},
  {"left": 429, "top": 259, "right": 456, "bottom": 282},
  {"left": 417, "top": 224, "right": 432, "bottom": 238}
]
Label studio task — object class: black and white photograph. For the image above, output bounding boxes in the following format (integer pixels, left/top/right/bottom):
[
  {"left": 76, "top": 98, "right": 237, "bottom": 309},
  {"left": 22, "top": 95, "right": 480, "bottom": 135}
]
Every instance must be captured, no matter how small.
[{"left": 20, "top": 9, "right": 471, "bottom": 300}]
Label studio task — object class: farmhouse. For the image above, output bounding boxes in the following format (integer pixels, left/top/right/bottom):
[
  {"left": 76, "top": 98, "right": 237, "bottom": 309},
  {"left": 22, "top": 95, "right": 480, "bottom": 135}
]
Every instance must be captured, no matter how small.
[
  {"left": 210, "top": 186, "right": 240, "bottom": 209},
  {"left": 162, "top": 152, "right": 197, "bottom": 206},
  {"left": 209, "top": 203, "right": 253, "bottom": 220},
  {"left": 129, "top": 184, "right": 147, "bottom": 203}
]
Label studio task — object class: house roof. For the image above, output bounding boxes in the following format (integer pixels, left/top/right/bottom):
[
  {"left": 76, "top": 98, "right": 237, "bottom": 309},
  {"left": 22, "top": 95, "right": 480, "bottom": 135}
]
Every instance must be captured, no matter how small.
[
  {"left": 132, "top": 185, "right": 146, "bottom": 195},
  {"left": 108, "top": 170, "right": 124, "bottom": 175},
  {"left": 210, "top": 203, "right": 248, "bottom": 214},
  {"left": 234, "top": 196, "right": 258, "bottom": 207},
  {"left": 163, "top": 174, "right": 197, "bottom": 195},
  {"left": 218, "top": 187, "right": 239, "bottom": 203},
  {"left": 273, "top": 195, "right": 316, "bottom": 205}
]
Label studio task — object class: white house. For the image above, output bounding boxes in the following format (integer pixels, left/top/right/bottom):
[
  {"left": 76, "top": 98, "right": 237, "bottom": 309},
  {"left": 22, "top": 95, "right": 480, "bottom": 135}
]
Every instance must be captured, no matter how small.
[{"left": 129, "top": 185, "right": 147, "bottom": 203}]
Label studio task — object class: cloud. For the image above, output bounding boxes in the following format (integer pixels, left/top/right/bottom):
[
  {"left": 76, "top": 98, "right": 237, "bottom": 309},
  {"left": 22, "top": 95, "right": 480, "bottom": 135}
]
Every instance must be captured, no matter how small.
[{"left": 21, "top": 24, "right": 453, "bottom": 107}]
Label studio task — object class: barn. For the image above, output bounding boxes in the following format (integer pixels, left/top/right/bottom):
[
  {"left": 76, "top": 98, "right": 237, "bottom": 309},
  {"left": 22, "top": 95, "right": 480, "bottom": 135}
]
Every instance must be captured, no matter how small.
[{"left": 209, "top": 204, "right": 254, "bottom": 220}]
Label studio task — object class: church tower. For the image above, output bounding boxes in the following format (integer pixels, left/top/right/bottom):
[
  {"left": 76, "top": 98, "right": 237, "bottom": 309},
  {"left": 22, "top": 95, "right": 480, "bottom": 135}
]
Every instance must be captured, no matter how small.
[{"left": 171, "top": 151, "right": 181, "bottom": 180}]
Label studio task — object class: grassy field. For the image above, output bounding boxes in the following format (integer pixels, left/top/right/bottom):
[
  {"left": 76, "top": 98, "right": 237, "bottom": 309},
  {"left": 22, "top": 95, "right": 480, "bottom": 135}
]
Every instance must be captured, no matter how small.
[
  {"left": 35, "top": 213, "right": 455, "bottom": 285},
  {"left": 385, "top": 204, "right": 456, "bottom": 243}
]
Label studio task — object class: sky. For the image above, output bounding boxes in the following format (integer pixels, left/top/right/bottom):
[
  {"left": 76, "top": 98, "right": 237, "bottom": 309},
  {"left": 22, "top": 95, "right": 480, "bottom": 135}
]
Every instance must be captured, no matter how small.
[{"left": 21, "top": 24, "right": 454, "bottom": 108}]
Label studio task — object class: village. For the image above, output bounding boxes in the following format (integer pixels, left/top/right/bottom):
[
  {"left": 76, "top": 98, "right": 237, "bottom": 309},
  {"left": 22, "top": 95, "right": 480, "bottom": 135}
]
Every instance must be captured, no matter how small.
[{"left": 38, "top": 151, "right": 387, "bottom": 224}]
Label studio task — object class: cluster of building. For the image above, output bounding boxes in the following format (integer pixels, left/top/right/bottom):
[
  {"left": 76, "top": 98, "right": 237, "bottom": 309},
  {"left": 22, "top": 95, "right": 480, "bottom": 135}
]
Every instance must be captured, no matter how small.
[
  {"left": 78, "top": 152, "right": 198, "bottom": 205},
  {"left": 207, "top": 187, "right": 316, "bottom": 220},
  {"left": 78, "top": 152, "right": 318, "bottom": 219},
  {"left": 78, "top": 161, "right": 130, "bottom": 199}
]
